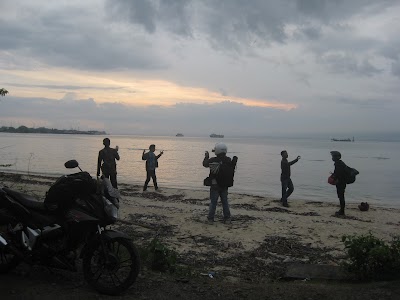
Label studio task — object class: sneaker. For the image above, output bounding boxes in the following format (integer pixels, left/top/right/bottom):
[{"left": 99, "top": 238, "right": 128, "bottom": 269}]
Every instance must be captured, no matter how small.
[
  {"left": 282, "top": 202, "right": 289, "bottom": 208},
  {"left": 223, "top": 217, "right": 232, "bottom": 224},
  {"left": 207, "top": 218, "right": 214, "bottom": 224},
  {"left": 335, "top": 210, "right": 345, "bottom": 216}
]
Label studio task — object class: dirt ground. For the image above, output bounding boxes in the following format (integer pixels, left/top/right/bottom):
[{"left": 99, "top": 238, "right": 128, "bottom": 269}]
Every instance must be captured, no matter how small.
[
  {"left": 1, "top": 263, "right": 400, "bottom": 300},
  {"left": 1, "top": 173, "right": 400, "bottom": 299}
]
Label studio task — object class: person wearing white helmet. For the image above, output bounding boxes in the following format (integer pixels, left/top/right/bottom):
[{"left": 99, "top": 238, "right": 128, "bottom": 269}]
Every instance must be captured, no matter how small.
[{"left": 203, "top": 142, "right": 237, "bottom": 224}]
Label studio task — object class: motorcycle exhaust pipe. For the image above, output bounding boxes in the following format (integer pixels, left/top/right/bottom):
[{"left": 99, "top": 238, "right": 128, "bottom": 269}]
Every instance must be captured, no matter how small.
[
  {"left": 0, "top": 234, "right": 27, "bottom": 262},
  {"left": 0, "top": 232, "right": 31, "bottom": 263},
  {"left": 0, "top": 234, "right": 7, "bottom": 248},
  {"left": 5, "top": 243, "right": 32, "bottom": 264}
]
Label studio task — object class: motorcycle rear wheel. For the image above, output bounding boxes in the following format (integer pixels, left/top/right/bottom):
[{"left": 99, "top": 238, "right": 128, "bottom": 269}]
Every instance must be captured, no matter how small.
[{"left": 82, "top": 237, "right": 140, "bottom": 295}]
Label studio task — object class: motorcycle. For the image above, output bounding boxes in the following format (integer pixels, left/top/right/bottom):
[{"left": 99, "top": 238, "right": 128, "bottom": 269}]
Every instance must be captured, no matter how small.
[{"left": 0, "top": 160, "right": 140, "bottom": 295}]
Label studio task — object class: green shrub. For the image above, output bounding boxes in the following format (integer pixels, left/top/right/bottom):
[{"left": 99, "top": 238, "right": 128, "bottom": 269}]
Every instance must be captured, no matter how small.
[
  {"left": 342, "top": 233, "right": 400, "bottom": 280},
  {"left": 141, "top": 238, "right": 178, "bottom": 272}
]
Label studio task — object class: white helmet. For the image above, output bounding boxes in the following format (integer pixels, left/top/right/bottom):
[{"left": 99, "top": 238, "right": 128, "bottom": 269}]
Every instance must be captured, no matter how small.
[{"left": 214, "top": 142, "right": 227, "bottom": 155}]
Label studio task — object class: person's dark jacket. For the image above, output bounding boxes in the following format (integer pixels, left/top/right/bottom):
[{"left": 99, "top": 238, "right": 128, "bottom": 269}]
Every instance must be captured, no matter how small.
[
  {"left": 97, "top": 147, "right": 120, "bottom": 175},
  {"left": 142, "top": 151, "right": 162, "bottom": 171},
  {"left": 203, "top": 154, "right": 232, "bottom": 180},
  {"left": 332, "top": 160, "right": 347, "bottom": 185},
  {"left": 280, "top": 157, "right": 299, "bottom": 181}
]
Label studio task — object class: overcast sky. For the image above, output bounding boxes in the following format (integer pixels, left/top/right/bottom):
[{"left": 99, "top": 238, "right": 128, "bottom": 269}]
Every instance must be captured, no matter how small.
[{"left": 1, "top": 0, "right": 399, "bottom": 137}]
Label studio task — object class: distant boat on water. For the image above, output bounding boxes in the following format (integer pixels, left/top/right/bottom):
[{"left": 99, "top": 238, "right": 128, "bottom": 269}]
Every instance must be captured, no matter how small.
[
  {"left": 176, "top": 133, "right": 184, "bottom": 137},
  {"left": 210, "top": 133, "right": 224, "bottom": 138},
  {"left": 331, "top": 137, "right": 355, "bottom": 142}
]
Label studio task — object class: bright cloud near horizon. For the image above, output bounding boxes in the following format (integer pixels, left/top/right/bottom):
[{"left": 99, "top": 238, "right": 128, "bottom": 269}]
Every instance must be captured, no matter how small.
[{"left": 1, "top": 0, "right": 399, "bottom": 137}]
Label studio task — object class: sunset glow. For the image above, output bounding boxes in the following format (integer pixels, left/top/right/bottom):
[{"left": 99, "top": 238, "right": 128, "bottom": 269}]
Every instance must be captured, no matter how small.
[{"left": 1, "top": 68, "right": 296, "bottom": 110}]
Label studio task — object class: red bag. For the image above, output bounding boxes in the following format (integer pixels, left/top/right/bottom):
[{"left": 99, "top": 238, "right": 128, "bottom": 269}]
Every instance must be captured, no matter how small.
[{"left": 328, "top": 175, "right": 337, "bottom": 185}]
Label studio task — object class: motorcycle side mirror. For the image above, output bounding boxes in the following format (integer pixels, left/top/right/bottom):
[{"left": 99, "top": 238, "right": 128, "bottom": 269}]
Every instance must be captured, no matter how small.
[{"left": 64, "top": 160, "right": 79, "bottom": 169}]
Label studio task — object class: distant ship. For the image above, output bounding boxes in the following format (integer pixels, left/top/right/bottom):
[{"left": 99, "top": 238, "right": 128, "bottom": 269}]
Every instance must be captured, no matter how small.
[
  {"left": 176, "top": 133, "right": 184, "bottom": 137},
  {"left": 210, "top": 133, "right": 224, "bottom": 138},
  {"left": 331, "top": 137, "right": 355, "bottom": 142}
]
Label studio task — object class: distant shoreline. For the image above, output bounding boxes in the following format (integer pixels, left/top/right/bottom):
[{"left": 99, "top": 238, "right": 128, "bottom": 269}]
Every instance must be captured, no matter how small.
[{"left": 0, "top": 126, "right": 106, "bottom": 135}]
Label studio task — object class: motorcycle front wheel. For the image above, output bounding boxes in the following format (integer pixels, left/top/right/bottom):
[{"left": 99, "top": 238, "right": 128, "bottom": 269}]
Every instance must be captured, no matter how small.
[
  {"left": 0, "top": 244, "right": 20, "bottom": 274},
  {"left": 82, "top": 237, "right": 140, "bottom": 295}
]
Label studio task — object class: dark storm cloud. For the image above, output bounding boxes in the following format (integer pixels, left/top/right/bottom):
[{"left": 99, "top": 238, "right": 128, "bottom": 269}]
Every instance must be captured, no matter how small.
[
  {"left": 300, "top": 26, "right": 322, "bottom": 40},
  {"left": 392, "top": 60, "right": 400, "bottom": 77},
  {"left": 295, "top": 0, "right": 386, "bottom": 21},
  {"left": 0, "top": 5, "right": 164, "bottom": 71},
  {"left": 5, "top": 83, "right": 125, "bottom": 91},
  {"left": 106, "top": 0, "right": 398, "bottom": 44},
  {"left": 380, "top": 41, "right": 400, "bottom": 61},
  {"left": 104, "top": 0, "right": 399, "bottom": 76},
  {"left": 317, "top": 54, "right": 382, "bottom": 77},
  {"left": 378, "top": 39, "right": 400, "bottom": 77},
  {"left": 1, "top": 95, "right": 399, "bottom": 136},
  {"left": 0, "top": 97, "right": 98, "bottom": 119},
  {"left": 0, "top": 21, "right": 27, "bottom": 50},
  {"left": 336, "top": 97, "right": 394, "bottom": 109},
  {"left": 1, "top": 0, "right": 398, "bottom": 75},
  {"left": 107, "top": 0, "right": 292, "bottom": 48},
  {"left": 106, "top": 0, "right": 192, "bottom": 37}
]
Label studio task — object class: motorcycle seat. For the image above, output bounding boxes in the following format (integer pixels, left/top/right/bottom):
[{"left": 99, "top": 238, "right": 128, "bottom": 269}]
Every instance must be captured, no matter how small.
[{"left": 3, "top": 188, "right": 46, "bottom": 211}]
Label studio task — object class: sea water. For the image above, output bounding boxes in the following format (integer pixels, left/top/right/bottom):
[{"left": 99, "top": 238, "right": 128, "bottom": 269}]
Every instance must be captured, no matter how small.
[{"left": 0, "top": 133, "right": 399, "bottom": 207}]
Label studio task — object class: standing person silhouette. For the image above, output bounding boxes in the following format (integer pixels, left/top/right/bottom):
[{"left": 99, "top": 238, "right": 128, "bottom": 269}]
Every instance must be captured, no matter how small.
[
  {"left": 280, "top": 150, "right": 300, "bottom": 207},
  {"left": 330, "top": 151, "right": 347, "bottom": 216},
  {"left": 203, "top": 142, "right": 237, "bottom": 224},
  {"left": 97, "top": 138, "right": 120, "bottom": 188},
  {"left": 142, "top": 144, "right": 163, "bottom": 191}
]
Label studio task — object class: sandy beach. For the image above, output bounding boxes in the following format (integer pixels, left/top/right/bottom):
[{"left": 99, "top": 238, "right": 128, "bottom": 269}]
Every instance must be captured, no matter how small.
[
  {"left": 1, "top": 171, "right": 400, "bottom": 299},
  {"left": 2, "top": 172, "right": 399, "bottom": 266}
]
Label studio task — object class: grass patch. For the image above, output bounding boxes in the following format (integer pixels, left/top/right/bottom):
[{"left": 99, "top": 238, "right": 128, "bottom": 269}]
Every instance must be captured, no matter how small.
[
  {"left": 342, "top": 232, "right": 400, "bottom": 280},
  {"left": 139, "top": 237, "right": 191, "bottom": 276}
]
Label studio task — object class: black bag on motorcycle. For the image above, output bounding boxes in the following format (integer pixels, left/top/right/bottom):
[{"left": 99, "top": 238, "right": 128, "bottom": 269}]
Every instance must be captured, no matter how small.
[{"left": 44, "top": 171, "right": 96, "bottom": 213}]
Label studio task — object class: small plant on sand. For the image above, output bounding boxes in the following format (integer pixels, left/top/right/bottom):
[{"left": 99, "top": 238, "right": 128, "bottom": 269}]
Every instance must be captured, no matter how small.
[
  {"left": 141, "top": 237, "right": 178, "bottom": 272},
  {"left": 342, "top": 232, "right": 400, "bottom": 280}
]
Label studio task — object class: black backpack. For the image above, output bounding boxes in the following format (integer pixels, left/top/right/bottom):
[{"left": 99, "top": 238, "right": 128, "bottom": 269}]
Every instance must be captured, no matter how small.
[
  {"left": 215, "top": 156, "right": 238, "bottom": 188},
  {"left": 345, "top": 166, "right": 359, "bottom": 184},
  {"left": 44, "top": 171, "right": 96, "bottom": 212}
]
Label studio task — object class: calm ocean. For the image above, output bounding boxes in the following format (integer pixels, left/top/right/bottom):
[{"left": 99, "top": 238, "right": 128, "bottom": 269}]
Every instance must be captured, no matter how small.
[{"left": 1, "top": 133, "right": 399, "bottom": 207}]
